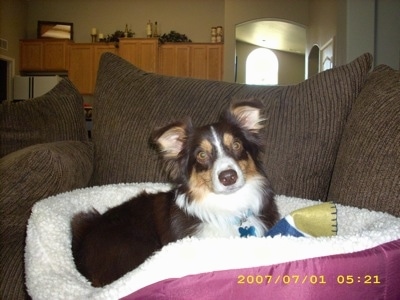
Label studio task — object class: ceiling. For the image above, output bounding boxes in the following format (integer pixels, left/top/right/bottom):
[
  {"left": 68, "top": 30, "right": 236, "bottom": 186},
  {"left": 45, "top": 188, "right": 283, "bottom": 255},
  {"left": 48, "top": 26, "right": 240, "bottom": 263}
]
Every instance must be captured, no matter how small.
[{"left": 236, "top": 20, "right": 306, "bottom": 54}]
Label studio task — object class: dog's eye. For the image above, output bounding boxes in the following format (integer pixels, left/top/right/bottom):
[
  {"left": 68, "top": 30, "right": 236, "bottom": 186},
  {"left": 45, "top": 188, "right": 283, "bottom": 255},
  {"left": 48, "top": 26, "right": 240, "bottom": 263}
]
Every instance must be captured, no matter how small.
[
  {"left": 232, "top": 141, "right": 242, "bottom": 151},
  {"left": 197, "top": 151, "right": 208, "bottom": 162}
]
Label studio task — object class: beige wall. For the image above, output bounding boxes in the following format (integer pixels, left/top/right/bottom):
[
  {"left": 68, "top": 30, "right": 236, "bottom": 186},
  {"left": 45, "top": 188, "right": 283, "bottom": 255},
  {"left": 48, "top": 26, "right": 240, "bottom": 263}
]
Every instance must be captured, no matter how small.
[
  {"left": 335, "top": 0, "right": 399, "bottom": 69},
  {"left": 0, "top": 0, "right": 27, "bottom": 73},
  {"left": 25, "top": 0, "right": 224, "bottom": 43},
  {"left": 306, "top": 0, "right": 337, "bottom": 75},
  {"left": 236, "top": 41, "right": 305, "bottom": 85}
]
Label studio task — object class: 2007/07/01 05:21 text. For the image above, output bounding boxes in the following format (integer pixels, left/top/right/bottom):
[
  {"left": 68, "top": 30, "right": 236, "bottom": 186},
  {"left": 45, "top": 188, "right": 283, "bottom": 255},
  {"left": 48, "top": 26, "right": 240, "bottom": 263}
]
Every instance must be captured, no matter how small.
[{"left": 237, "top": 274, "right": 381, "bottom": 285}]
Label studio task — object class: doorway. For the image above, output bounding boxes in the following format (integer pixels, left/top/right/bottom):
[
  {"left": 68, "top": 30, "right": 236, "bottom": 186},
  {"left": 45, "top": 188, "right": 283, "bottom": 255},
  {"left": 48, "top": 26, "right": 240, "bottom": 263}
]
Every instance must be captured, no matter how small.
[
  {"left": 308, "top": 45, "right": 320, "bottom": 78},
  {"left": 235, "top": 19, "right": 306, "bottom": 85},
  {"left": 0, "top": 55, "right": 14, "bottom": 102}
]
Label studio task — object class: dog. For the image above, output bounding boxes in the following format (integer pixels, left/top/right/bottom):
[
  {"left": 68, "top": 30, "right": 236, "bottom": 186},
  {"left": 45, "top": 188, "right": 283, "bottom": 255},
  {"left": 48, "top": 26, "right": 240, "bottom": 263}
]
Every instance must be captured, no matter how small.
[{"left": 71, "top": 100, "right": 279, "bottom": 287}]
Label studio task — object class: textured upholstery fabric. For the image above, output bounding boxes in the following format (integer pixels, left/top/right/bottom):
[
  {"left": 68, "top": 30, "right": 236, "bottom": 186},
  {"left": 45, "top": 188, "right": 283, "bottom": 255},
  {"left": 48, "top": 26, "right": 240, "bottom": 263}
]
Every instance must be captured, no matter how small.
[
  {"left": 0, "top": 140, "right": 93, "bottom": 300},
  {"left": 0, "top": 78, "right": 88, "bottom": 158},
  {"left": 92, "top": 52, "right": 372, "bottom": 201},
  {"left": 328, "top": 65, "right": 400, "bottom": 216},
  {"left": 0, "top": 78, "right": 91, "bottom": 300}
]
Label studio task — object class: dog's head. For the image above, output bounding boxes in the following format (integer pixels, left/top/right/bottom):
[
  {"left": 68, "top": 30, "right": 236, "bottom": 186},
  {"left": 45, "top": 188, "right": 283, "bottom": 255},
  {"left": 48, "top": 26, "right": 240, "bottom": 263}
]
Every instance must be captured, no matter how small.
[{"left": 152, "top": 100, "right": 268, "bottom": 200}]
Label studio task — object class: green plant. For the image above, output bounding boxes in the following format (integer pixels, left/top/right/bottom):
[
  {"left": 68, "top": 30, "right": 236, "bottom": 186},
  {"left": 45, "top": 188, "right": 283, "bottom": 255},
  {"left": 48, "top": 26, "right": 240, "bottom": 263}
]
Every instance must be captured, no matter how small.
[{"left": 158, "top": 31, "right": 192, "bottom": 43}]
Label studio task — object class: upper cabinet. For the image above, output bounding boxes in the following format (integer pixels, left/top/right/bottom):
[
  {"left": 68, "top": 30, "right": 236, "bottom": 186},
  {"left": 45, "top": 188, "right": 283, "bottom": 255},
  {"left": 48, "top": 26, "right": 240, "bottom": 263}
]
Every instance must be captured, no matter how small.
[
  {"left": 20, "top": 39, "right": 223, "bottom": 94},
  {"left": 159, "top": 44, "right": 191, "bottom": 77},
  {"left": 159, "top": 43, "right": 223, "bottom": 80},
  {"left": 68, "top": 43, "right": 117, "bottom": 94},
  {"left": 119, "top": 38, "right": 159, "bottom": 73},
  {"left": 68, "top": 44, "right": 94, "bottom": 95},
  {"left": 20, "top": 39, "right": 70, "bottom": 71},
  {"left": 191, "top": 44, "right": 223, "bottom": 81}
]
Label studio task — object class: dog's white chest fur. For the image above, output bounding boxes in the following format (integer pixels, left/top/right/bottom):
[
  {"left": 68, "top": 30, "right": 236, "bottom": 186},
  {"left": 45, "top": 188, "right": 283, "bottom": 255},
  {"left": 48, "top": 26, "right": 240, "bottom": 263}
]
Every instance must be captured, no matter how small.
[
  {"left": 176, "top": 176, "right": 268, "bottom": 238},
  {"left": 196, "top": 214, "right": 266, "bottom": 238}
]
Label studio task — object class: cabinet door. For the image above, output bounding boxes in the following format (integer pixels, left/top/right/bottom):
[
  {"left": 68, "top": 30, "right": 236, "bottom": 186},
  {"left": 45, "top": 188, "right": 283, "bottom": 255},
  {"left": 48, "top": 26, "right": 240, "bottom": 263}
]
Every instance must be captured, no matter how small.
[
  {"left": 93, "top": 44, "right": 117, "bottom": 87},
  {"left": 159, "top": 44, "right": 190, "bottom": 77},
  {"left": 119, "top": 39, "right": 158, "bottom": 73},
  {"left": 159, "top": 44, "right": 176, "bottom": 76},
  {"left": 43, "top": 41, "right": 68, "bottom": 70},
  {"left": 119, "top": 40, "right": 140, "bottom": 67},
  {"left": 190, "top": 44, "right": 223, "bottom": 80},
  {"left": 20, "top": 41, "right": 43, "bottom": 71},
  {"left": 139, "top": 40, "right": 159, "bottom": 73},
  {"left": 206, "top": 45, "right": 223, "bottom": 81},
  {"left": 68, "top": 44, "right": 94, "bottom": 94},
  {"left": 190, "top": 45, "right": 208, "bottom": 79}
]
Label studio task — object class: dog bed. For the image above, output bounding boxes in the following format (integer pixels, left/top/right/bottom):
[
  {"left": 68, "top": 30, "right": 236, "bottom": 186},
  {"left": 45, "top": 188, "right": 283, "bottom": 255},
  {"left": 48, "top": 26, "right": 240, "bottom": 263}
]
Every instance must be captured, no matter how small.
[{"left": 25, "top": 183, "right": 400, "bottom": 300}]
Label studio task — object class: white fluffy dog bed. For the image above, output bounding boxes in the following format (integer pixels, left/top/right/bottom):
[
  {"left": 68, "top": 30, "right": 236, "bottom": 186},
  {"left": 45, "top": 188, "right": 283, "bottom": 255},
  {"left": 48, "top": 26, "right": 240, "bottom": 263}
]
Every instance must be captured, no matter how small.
[{"left": 25, "top": 183, "right": 400, "bottom": 299}]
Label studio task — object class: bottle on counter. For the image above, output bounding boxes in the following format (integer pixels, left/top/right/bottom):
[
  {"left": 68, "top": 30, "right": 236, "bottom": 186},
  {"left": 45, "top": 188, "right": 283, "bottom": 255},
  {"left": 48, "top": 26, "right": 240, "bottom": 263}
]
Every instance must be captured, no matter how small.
[{"left": 146, "top": 20, "right": 152, "bottom": 38}]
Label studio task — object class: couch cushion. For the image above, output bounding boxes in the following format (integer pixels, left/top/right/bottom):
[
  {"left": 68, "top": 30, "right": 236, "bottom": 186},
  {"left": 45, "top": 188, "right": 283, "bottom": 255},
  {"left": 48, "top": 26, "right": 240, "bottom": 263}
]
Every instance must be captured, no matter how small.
[
  {"left": 92, "top": 53, "right": 372, "bottom": 201},
  {"left": 328, "top": 65, "right": 400, "bottom": 216},
  {"left": 0, "top": 140, "right": 93, "bottom": 300},
  {"left": 0, "top": 78, "right": 88, "bottom": 158}
]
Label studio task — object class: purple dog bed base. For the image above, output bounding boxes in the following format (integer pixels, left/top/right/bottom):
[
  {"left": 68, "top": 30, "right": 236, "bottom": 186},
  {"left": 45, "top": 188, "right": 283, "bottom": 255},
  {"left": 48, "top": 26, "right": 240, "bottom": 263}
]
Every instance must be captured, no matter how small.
[{"left": 123, "top": 239, "right": 400, "bottom": 300}]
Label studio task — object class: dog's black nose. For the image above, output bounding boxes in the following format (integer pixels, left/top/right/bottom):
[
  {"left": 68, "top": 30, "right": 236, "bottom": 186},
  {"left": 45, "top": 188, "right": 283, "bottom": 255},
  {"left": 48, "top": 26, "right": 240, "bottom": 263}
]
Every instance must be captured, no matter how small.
[{"left": 218, "top": 169, "right": 238, "bottom": 186}]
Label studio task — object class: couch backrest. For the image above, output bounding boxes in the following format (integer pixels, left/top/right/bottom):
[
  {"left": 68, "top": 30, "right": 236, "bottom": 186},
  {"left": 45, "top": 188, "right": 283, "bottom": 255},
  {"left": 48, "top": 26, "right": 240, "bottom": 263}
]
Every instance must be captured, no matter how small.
[
  {"left": 91, "top": 53, "right": 372, "bottom": 202},
  {"left": 328, "top": 65, "right": 400, "bottom": 216},
  {"left": 0, "top": 78, "right": 88, "bottom": 158}
]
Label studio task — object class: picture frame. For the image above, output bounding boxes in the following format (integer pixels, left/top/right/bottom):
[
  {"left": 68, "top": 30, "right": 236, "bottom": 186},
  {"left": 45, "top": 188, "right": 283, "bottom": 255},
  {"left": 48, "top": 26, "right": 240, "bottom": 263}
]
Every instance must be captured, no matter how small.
[{"left": 37, "top": 21, "right": 73, "bottom": 40}]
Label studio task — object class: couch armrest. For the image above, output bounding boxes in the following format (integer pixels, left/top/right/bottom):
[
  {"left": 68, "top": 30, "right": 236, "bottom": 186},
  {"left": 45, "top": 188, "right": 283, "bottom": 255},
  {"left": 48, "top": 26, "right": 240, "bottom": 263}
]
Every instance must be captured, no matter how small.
[
  {"left": 0, "top": 140, "right": 93, "bottom": 299},
  {"left": 0, "top": 140, "right": 93, "bottom": 204}
]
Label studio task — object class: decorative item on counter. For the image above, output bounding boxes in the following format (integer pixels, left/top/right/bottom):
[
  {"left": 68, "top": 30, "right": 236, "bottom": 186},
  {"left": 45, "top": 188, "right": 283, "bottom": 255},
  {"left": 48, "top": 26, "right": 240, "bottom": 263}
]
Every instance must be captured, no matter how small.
[
  {"left": 153, "top": 21, "right": 159, "bottom": 37},
  {"left": 98, "top": 33, "right": 104, "bottom": 41},
  {"left": 216, "top": 26, "right": 223, "bottom": 43},
  {"left": 102, "top": 28, "right": 135, "bottom": 47},
  {"left": 91, "top": 27, "right": 97, "bottom": 43},
  {"left": 158, "top": 30, "right": 192, "bottom": 43},
  {"left": 146, "top": 20, "right": 152, "bottom": 38},
  {"left": 211, "top": 26, "right": 223, "bottom": 43},
  {"left": 124, "top": 24, "right": 129, "bottom": 37},
  {"left": 211, "top": 27, "right": 217, "bottom": 43}
]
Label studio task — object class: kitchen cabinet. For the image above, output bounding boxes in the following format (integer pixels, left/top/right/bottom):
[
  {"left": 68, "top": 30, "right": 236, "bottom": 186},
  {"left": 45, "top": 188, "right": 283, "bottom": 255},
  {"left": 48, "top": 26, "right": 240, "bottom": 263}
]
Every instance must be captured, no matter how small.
[
  {"left": 68, "top": 44, "right": 94, "bottom": 94},
  {"left": 20, "top": 39, "right": 70, "bottom": 71},
  {"left": 159, "top": 43, "right": 223, "bottom": 80},
  {"left": 190, "top": 44, "right": 223, "bottom": 80},
  {"left": 118, "top": 38, "right": 159, "bottom": 73},
  {"left": 159, "top": 44, "right": 190, "bottom": 77},
  {"left": 68, "top": 43, "right": 117, "bottom": 94},
  {"left": 19, "top": 39, "right": 223, "bottom": 95}
]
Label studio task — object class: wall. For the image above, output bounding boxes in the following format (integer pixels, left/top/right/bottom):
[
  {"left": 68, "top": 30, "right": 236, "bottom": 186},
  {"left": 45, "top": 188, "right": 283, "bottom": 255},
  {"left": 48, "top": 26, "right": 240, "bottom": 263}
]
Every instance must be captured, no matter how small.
[
  {"left": 236, "top": 41, "right": 305, "bottom": 85},
  {"left": 375, "top": 0, "right": 400, "bottom": 69},
  {"left": 25, "top": 0, "right": 224, "bottom": 43},
  {"left": 306, "top": 0, "right": 337, "bottom": 76},
  {"left": 0, "top": 0, "right": 27, "bottom": 73},
  {"left": 224, "top": 0, "right": 309, "bottom": 82},
  {"left": 336, "top": 0, "right": 400, "bottom": 69}
]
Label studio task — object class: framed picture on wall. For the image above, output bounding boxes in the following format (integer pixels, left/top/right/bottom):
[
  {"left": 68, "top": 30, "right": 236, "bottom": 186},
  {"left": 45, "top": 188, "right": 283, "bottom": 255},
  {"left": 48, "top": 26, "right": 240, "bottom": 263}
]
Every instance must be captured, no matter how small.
[{"left": 37, "top": 21, "right": 73, "bottom": 40}]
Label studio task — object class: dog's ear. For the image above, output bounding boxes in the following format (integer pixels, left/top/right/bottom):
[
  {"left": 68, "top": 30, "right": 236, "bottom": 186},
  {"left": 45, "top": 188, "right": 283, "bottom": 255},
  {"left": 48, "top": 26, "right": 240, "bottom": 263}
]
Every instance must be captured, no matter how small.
[
  {"left": 229, "top": 100, "right": 264, "bottom": 132},
  {"left": 152, "top": 119, "right": 192, "bottom": 158}
]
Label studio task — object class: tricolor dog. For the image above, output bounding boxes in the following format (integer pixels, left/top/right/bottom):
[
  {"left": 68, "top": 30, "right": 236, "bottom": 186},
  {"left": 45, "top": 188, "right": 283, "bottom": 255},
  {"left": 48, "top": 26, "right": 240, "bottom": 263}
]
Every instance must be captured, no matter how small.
[{"left": 71, "top": 100, "right": 279, "bottom": 287}]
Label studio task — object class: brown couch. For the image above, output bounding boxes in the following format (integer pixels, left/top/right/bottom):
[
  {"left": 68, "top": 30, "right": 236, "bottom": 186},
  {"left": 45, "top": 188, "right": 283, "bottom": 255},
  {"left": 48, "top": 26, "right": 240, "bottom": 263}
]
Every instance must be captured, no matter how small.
[{"left": 1, "top": 52, "right": 399, "bottom": 299}]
